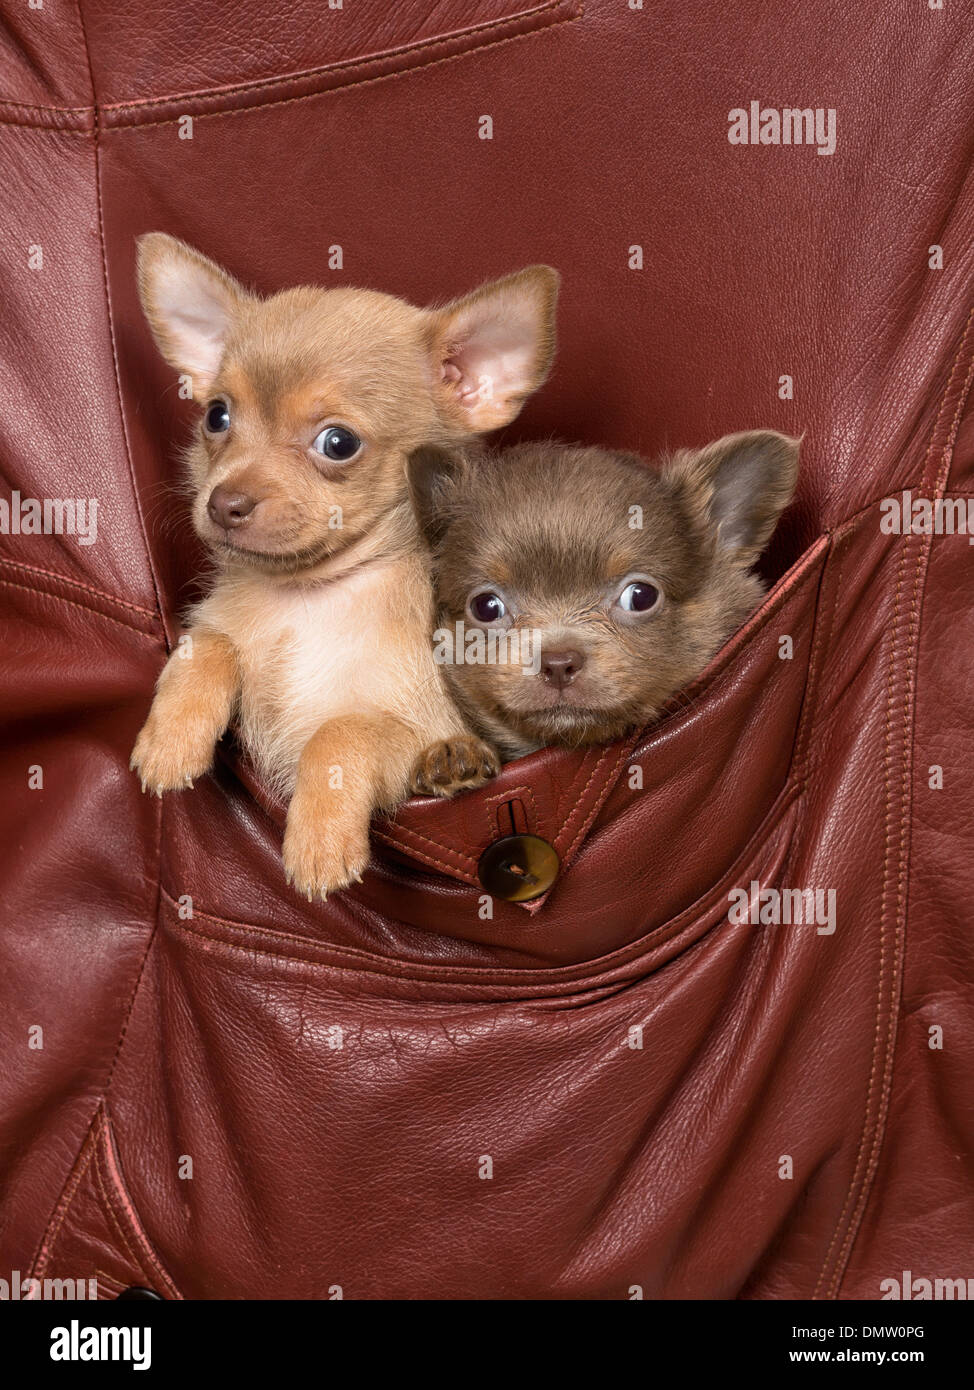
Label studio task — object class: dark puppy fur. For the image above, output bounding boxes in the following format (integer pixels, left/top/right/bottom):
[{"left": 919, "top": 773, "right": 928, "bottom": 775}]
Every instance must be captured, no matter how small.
[{"left": 409, "top": 431, "right": 799, "bottom": 776}]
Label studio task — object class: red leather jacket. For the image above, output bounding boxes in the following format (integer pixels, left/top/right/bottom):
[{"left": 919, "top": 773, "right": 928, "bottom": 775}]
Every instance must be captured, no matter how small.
[{"left": 1, "top": 0, "right": 971, "bottom": 1298}]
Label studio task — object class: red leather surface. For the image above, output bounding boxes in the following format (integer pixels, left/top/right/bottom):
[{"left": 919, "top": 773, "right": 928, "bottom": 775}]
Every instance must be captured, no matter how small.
[{"left": 1, "top": 1, "right": 972, "bottom": 1298}]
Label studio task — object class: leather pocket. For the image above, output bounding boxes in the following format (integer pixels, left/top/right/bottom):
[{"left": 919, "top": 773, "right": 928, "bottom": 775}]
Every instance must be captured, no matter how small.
[
  {"left": 103, "top": 536, "right": 841, "bottom": 1298},
  {"left": 106, "top": 728, "right": 818, "bottom": 1300},
  {"left": 161, "top": 533, "right": 831, "bottom": 976}
]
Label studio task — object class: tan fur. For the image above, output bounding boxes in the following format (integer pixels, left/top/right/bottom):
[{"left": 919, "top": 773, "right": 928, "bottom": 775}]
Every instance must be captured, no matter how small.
[
  {"left": 187, "top": 516, "right": 466, "bottom": 801},
  {"left": 130, "top": 628, "right": 239, "bottom": 792},
  {"left": 130, "top": 235, "right": 558, "bottom": 896},
  {"left": 283, "top": 710, "right": 430, "bottom": 901}
]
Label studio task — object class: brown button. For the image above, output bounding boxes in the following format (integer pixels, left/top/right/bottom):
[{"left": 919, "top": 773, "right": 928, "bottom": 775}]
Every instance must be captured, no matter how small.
[{"left": 478, "top": 834, "right": 559, "bottom": 902}]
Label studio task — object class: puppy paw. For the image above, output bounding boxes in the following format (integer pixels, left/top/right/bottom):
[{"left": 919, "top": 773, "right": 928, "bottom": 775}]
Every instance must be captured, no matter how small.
[
  {"left": 130, "top": 717, "right": 214, "bottom": 796},
  {"left": 410, "top": 736, "right": 500, "bottom": 798},
  {"left": 282, "top": 802, "right": 371, "bottom": 901}
]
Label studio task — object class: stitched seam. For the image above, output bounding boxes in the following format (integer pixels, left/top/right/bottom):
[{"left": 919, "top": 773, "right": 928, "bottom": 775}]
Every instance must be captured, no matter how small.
[
  {"left": 374, "top": 822, "right": 477, "bottom": 873},
  {"left": 101, "top": 0, "right": 575, "bottom": 116},
  {"left": 561, "top": 735, "right": 640, "bottom": 862},
  {"left": 0, "top": 577, "right": 159, "bottom": 638},
  {"left": 935, "top": 360, "right": 974, "bottom": 499},
  {"left": 91, "top": 1133, "right": 154, "bottom": 1290},
  {"left": 811, "top": 534, "right": 907, "bottom": 1296},
  {"left": 97, "top": 1113, "right": 181, "bottom": 1298},
  {"left": 102, "top": 875, "right": 164, "bottom": 1096},
  {"left": 484, "top": 783, "right": 533, "bottom": 840},
  {"left": 161, "top": 883, "right": 489, "bottom": 978},
  {"left": 0, "top": 2, "right": 578, "bottom": 131},
  {"left": 561, "top": 748, "right": 608, "bottom": 825},
  {"left": 823, "top": 307, "right": 974, "bottom": 1297},
  {"left": 814, "top": 303, "right": 974, "bottom": 1297},
  {"left": 383, "top": 784, "right": 557, "bottom": 872},
  {"left": 549, "top": 747, "right": 594, "bottom": 825},
  {"left": 0, "top": 554, "right": 158, "bottom": 619},
  {"left": 158, "top": 790, "right": 800, "bottom": 988},
  {"left": 790, "top": 535, "right": 839, "bottom": 780},
  {"left": 385, "top": 745, "right": 620, "bottom": 885},
  {"left": 29, "top": 1111, "right": 100, "bottom": 1278},
  {"left": 73, "top": 0, "right": 167, "bottom": 629},
  {"left": 0, "top": 96, "right": 92, "bottom": 112},
  {"left": 827, "top": 321, "right": 974, "bottom": 1294},
  {"left": 554, "top": 745, "right": 612, "bottom": 849},
  {"left": 164, "top": 805, "right": 797, "bottom": 992},
  {"left": 0, "top": 112, "right": 92, "bottom": 131},
  {"left": 512, "top": 785, "right": 539, "bottom": 829},
  {"left": 372, "top": 828, "right": 477, "bottom": 878},
  {"left": 0, "top": 3, "right": 584, "bottom": 134},
  {"left": 92, "top": 1130, "right": 146, "bottom": 1281},
  {"left": 558, "top": 742, "right": 626, "bottom": 858},
  {"left": 166, "top": 900, "right": 554, "bottom": 985},
  {"left": 832, "top": 557, "right": 919, "bottom": 1294},
  {"left": 106, "top": 5, "right": 583, "bottom": 133}
]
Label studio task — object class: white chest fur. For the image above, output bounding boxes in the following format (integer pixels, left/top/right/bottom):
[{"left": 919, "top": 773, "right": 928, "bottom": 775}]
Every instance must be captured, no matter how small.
[{"left": 193, "top": 555, "right": 456, "bottom": 790}]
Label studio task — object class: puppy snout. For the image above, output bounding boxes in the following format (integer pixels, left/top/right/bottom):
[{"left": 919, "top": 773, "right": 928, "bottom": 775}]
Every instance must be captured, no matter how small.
[
  {"left": 207, "top": 485, "right": 257, "bottom": 530},
  {"left": 541, "top": 649, "right": 585, "bottom": 689}
]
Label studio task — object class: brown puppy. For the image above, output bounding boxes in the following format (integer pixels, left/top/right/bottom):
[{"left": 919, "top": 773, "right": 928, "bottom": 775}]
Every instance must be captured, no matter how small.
[
  {"left": 130, "top": 235, "right": 558, "bottom": 896},
  {"left": 408, "top": 431, "right": 799, "bottom": 773}
]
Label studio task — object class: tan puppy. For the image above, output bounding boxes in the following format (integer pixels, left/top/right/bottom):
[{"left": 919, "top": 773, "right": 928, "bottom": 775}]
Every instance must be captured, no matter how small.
[{"left": 130, "top": 235, "right": 557, "bottom": 897}]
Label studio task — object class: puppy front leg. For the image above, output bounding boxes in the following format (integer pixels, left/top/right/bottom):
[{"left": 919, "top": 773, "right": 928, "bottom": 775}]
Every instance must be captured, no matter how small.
[
  {"left": 283, "top": 713, "right": 421, "bottom": 900},
  {"left": 130, "top": 628, "right": 239, "bottom": 794}
]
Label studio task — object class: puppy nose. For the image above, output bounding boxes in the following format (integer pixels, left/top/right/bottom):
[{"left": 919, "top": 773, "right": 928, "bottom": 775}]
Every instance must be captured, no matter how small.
[
  {"left": 541, "top": 649, "right": 585, "bottom": 688},
  {"left": 207, "top": 486, "right": 257, "bottom": 529}
]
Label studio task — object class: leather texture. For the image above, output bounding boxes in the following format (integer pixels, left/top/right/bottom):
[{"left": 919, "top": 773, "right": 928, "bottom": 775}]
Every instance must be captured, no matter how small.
[{"left": 1, "top": 0, "right": 972, "bottom": 1299}]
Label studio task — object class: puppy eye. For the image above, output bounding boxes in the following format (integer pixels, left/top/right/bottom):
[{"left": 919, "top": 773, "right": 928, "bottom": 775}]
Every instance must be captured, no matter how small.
[
  {"left": 204, "top": 401, "right": 230, "bottom": 434},
  {"left": 468, "top": 591, "right": 507, "bottom": 624},
  {"left": 617, "top": 580, "right": 662, "bottom": 614},
  {"left": 312, "top": 426, "right": 362, "bottom": 462}
]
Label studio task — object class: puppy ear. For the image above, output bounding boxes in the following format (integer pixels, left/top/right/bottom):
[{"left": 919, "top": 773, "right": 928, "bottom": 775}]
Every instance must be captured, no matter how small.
[
  {"left": 426, "top": 266, "right": 559, "bottom": 435},
  {"left": 664, "top": 430, "right": 800, "bottom": 562},
  {"left": 136, "top": 233, "right": 247, "bottom": 398},
  {"left": 406, "top": 445, "right": 468, "bottom": 549}
]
